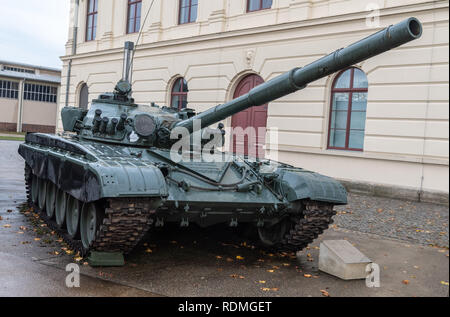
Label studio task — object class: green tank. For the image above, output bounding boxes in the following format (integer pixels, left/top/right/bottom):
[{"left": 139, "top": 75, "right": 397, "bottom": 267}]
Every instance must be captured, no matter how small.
[{"left": 19, "top": 18, "right": 422, "bottom": 260}]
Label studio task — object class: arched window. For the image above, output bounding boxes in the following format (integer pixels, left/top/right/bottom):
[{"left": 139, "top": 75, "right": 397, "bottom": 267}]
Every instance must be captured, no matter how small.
[
  {"left": 79, "top": 83, "right": 89, "bottom": 110},
  {"left": 328, "top": 68, "right": 368, "bottom": 151},
  {"left": 171, "top": 78, "right": 188, "bottom": 111}
]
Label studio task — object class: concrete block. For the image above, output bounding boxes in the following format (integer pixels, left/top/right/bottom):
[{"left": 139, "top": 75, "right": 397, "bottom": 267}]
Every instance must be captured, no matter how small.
[{"left": 319, "top": 240, "right": 372, "bottom": 280}]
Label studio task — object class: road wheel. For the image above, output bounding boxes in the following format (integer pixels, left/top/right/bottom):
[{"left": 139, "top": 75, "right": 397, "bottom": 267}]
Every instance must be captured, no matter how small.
[
  {"left": 31, "top": 175, "right": 39, "bottom": 204},
  {"left": 80, "top": 203, "right": 101, "bottom": 251},
  {"left": 258, "top": 218, "right": 294, "bottom": 247},
  {"left": 55, "top": 189, "right": 68, "bottom": 228},
  {"left": 66, "top": 196, "right": 81, "bottom": 239},
  {"left": 45, "top": 182, "right": 57, "bottom": 219},
  {"left": 38, "top": 178, "right": 47, "bottom": 210}
]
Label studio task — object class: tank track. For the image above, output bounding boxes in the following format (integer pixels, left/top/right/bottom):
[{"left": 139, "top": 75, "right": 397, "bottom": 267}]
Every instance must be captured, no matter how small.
[
  {"left": 275, "top": 201, "right": 336, "bottom": 253},
  {"left": 24, "top": 165, "right": 154, "bottom": 257}
]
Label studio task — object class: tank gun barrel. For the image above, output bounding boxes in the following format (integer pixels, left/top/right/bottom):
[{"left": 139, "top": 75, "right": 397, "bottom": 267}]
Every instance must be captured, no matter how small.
[{"left": 174, "top": 17, "right": 422, "bottom": 133}]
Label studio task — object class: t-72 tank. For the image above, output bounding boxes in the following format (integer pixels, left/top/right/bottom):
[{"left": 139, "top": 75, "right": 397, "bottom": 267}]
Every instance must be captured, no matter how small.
[{"left": 19, "top": 18, "right": 422, "bottom": 261}]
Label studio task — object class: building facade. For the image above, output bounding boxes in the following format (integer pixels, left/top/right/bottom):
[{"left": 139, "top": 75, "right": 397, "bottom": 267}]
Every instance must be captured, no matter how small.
[
  {"left": 60, "top": 0, "right": 449, "bottom": 202},
  {"left": 0, "top": 61, "right": 61, "bottom": 133}
]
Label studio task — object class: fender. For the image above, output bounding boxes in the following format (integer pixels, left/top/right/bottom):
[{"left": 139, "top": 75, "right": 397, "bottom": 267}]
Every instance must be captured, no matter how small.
[
  {"left": 19, "top": 134, "right": 168, "bottom": 203},
  {"left": 277, "top": 169, "right": 347, "bottom": 205}
]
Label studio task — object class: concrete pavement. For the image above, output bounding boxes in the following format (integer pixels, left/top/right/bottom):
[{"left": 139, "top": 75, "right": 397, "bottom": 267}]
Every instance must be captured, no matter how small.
[{"left": 0, "top": 140, "right": 448, "bottom": 297}]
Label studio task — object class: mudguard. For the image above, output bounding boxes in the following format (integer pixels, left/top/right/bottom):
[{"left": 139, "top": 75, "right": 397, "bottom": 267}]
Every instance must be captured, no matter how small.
[
  {"left": 278, "top": 169, "right": 348, "bottom": 205},
  {"left": 19, "top": 134, "right": 168, "bottom": 203}
]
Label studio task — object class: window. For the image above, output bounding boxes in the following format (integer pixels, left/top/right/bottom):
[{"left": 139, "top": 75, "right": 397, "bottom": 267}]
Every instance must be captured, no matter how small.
[
  {"left": 79, "top": 83, "right": 89, "bottom": 110},
  {"left": 127, "top": 0, "right": 142, "bottom": 34},
  {"left": 24, "top": 83, "right": 58, "bottom": 103},
  {"left": 247, "top": 0, "right": 273, "bottom": 12},
  {"left": 328, "top": 68, "right": 368, "bottom": 151},
  {"left": 179, "top": 0, "right": 198, "bottom": 24},
  {"left": 171, "top": 78, "right": 188, "bottom": 110},
  {"left": 0, "top": 80, "right": 19, "bottom": 99},
  {"left": 2, "top": 66, "right": 35, "bottom": 74},
  {"left": 86, "top": 0, "right": 98, "bottom": 41}
]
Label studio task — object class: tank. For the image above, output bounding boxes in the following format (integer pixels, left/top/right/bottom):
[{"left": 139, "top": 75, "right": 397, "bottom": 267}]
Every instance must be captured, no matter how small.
[{"left": 19, "top": 18, "right": 422, "bottom": 258}]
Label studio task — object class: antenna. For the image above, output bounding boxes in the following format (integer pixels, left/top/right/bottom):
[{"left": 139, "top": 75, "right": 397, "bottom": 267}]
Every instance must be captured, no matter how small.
[{"left": 127, "top": 0, "right": 156, "bottom": 84}]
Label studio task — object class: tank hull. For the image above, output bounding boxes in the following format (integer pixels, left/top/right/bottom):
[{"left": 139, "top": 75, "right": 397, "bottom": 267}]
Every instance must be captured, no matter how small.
[{"left": 19, "top": 133, "right": 347, "bottom": 229}]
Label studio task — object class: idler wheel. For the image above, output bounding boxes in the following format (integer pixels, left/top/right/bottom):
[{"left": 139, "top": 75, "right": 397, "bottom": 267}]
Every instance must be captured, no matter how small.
[
  {"left": 66, "top": 196, "right": 81, "bottom": 239},
  {"left": 31, "top": 175, "right": 39, "bottom": 204},
  {"left": 55, "top": 189, "right": 68, "bottom": 228},
  {"left": 37, "top": 178, "right": 47, "bottom": 211},
  {"left": 80, "top": 203, "right": 101, "bottom": 250},
  {"left": 45, "top": 182, "right": 57, "bottom": 219}
]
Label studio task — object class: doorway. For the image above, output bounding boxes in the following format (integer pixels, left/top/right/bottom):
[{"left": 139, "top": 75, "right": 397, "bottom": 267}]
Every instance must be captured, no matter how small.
[{"left": 231, "top": 74, "right": 268, "bottom": 158}]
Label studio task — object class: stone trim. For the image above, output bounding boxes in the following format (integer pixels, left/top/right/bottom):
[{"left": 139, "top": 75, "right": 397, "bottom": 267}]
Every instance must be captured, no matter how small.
[
  {"left": 0, "top": 122, "right": 17, "bottom": 132},
  {"left": 1, "top": 122, "right": 55, "bottom": 134},
  {"left": 339, "top": 179, "right": 449, "bottom": 206}
]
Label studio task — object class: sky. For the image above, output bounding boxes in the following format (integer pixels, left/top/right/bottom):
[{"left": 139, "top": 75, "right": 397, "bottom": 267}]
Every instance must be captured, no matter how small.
[{"left": 0, "top": 0, "right": 70, "bottom": 69}]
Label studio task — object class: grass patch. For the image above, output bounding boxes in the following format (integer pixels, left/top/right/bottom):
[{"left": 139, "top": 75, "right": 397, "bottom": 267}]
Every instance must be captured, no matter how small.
[{"left": 0, "top": 136, "right": 25, "bottom": 141}]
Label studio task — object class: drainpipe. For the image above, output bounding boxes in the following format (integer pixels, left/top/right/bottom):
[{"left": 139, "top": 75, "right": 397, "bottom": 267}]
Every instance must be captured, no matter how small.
[
  {"left": 65, "top": 0, "right": 79, "bottom": 108},
  {"left": 17, "top": 79, "right": 25, "bottom": 133}
]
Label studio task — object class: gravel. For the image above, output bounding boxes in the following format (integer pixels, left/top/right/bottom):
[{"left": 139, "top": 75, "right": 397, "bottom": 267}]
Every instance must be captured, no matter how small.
[{"left": 334, "top": 193, "right": 449, "bottom": 248}]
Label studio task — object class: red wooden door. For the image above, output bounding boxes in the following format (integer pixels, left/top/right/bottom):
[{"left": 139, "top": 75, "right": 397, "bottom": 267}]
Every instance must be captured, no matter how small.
[{"left": 231, "top": 74, "right": 268, "bottom": 158}]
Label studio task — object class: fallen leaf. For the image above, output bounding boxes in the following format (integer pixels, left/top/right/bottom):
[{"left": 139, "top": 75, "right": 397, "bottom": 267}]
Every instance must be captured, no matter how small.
[
  {"left": 0, "top": 216, "right": 3, "bottom": 221},
  {"left": 226, "top": 258, "right": 233, "bottom": 262},
  {"left": 17, "top": 231, "right": 24, "bottom": 234},
  {"left": 282, "top": 263, "right": 290, "bottom": 267},
  {"left": 230, "top": 274, "right": 239, "bottom": 279},
  {"left": 216, "top": 256, "right": 223, "bottom": 259},
  {"left": 304, "top": 274, "right": 312, "bottom": 278},
  {"left": 267, "top": 270, "right": 275, "bottom": 273},
  {"left": 272, "top": 266, "right": 280, "bottom": 270},
  {"left": 7, "top": 210, "right": 13, "bottom": 213},
  {"left": 261, "top": 288, "right": 271, "bottom": 292},
  {"left": 145, "top": 248, "right": 153, "bottom": 253},
  {"left": 377, "top": 208, "right": 383, "bottom": 213},
  {"left": 74, "top": 256, "right": 83, "bottom": 262},
  {"left": 3, "top": 224, "right": 11, "bottom": 228},
  {"left": 259, "top": 281, "right": 266, "bottom": 284},
  {"left": 236, "top": 256, "right": 244, "bottom": 260},
  {"left": 239, "top": 276, "right": 245, "bottom": 279},
  {"left": 402, "top": 280, "right": 410, "bottom": 285},
  {"left": 34, "top": 238, "right": 41, "bottom": 241},
  {"left": 65, "top": 249, "right": 74, "bottom": 255},
  {"left": 441, "top": 281, "right": 449, "bottom": 286},
  {"left": 320, "top": 290, "right": 330, "bottom": 297}
]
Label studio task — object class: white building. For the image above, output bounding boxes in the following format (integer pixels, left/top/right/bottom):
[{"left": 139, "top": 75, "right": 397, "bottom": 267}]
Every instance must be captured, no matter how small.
[{"left": 60, "top": 0, "right": 449, "bottom": 203}]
